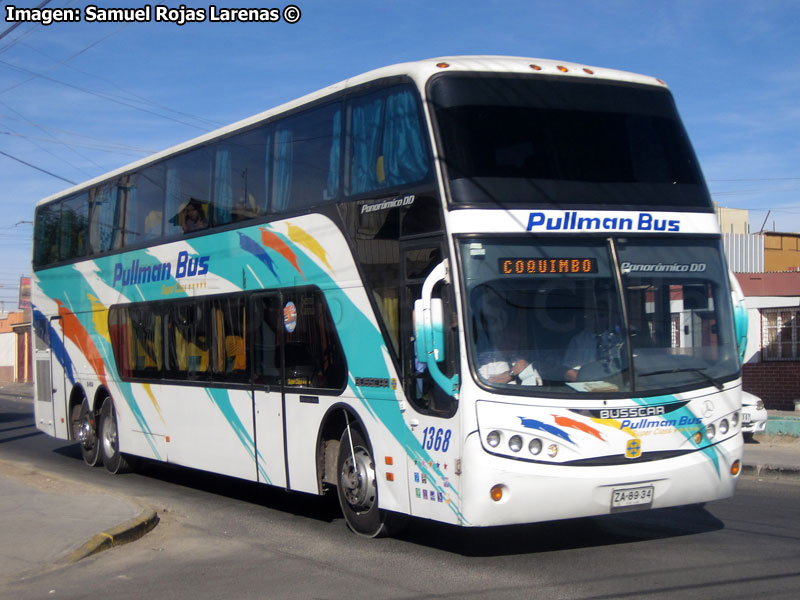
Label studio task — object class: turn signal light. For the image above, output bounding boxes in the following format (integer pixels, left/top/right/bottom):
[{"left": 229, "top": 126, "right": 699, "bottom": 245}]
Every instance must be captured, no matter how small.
[
  {"left": 730, "top": 459, "right": 741, "bottom": 476},
  {"left": 490, "top": 484, "right": 505, "bottom": 502}
]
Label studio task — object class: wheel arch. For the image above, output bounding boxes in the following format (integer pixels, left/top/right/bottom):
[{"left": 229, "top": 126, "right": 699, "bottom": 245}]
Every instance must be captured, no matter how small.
[
  {"left": 67, "top": 384, "right": 88, "bottom": 440},
  {"left": 316, "top": 403, "right": 370, "bottom": 494}
]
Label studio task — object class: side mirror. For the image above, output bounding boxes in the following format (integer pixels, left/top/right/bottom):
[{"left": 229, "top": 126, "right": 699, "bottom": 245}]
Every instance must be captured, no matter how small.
[
  {"left": 414, "top": 298, "right": 445, "bottom": 362},
  {"left": 414, "top": 261, "right": 459, "bottom": 397},
  {"left": 729, "top": 271, "right": 748, "bottom": 364}
]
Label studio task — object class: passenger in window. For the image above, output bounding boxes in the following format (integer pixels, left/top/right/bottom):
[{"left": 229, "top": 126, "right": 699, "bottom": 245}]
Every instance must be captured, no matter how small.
[
  {"left": 472, "top": 286, "right": 542, "bottom": 386},
  {"left": 182, "top": 199, "right": 208, "bottom": 232}
]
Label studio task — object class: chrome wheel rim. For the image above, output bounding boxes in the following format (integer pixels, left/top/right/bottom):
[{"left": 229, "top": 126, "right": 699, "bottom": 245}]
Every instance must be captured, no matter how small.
[{"left": 340, "top": 446, "right": 376, "bottom": 512}]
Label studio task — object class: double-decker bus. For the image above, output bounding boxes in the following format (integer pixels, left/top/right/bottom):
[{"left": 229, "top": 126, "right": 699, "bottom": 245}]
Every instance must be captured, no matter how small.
[{"left": 31, "top": 56, "right": 748, "bottom": 536}]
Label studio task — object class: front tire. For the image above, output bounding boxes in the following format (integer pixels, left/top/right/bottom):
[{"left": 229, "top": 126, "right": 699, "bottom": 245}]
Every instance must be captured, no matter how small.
[
  {"left": 71, "top": 400, "right": 100, "bottom": 467},
  {"left": 336, "top": 426, "right": 386, "bottom": 537},
  {"left": 98, "top": 396, "right": 131, "bottom": 474}
]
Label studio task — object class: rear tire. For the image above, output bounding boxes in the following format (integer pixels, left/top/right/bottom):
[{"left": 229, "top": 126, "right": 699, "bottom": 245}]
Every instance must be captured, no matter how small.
[
  {"left": 71, "top": 400, "right": 100, "bottom": 467},
  {"left": 98, "top": 396, "right": 131, "bottom": 475}
]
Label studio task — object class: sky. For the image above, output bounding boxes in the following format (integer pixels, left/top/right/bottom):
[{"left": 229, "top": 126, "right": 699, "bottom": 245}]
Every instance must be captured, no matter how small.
[{"left": 0, "top": 0, "right": 798, "bottom": 309}]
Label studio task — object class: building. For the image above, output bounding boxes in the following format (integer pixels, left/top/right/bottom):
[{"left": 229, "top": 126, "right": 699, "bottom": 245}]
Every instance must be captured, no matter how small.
[
  {"left": 736, "top": 272, "right": 800, "bottom": 411},
  {"left": 0, "top": 311, "right": 31, "bottom": 383}
]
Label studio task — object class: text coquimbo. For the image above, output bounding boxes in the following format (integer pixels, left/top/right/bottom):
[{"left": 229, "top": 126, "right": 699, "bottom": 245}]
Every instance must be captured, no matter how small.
[{"left": 4, "top": 4, "right": 302, "bottom": 26}]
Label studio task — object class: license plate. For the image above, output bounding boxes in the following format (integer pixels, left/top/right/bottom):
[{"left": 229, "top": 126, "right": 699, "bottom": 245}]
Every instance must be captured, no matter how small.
[
  {"left": 742, "top": 413, "right": 752, "bottom": 424},
  {"left": 611, "top": 485, "right": 654, "bottom": 510}
]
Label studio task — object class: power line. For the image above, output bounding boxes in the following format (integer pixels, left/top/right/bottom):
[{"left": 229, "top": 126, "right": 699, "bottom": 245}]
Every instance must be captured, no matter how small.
[
  {"left": 0, "top": 1, "right": 53, "bottom": 44},
  {"left": 0, "top": 149, "right": 76, "bottom": 184},
  {"left": 0, "top": 58, "right": 213, "bottom": 131}
]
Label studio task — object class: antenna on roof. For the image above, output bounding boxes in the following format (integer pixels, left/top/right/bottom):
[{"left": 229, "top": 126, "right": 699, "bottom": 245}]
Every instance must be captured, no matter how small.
[{"left": 758, "top": 210, "right": 771, "bottom": 234}]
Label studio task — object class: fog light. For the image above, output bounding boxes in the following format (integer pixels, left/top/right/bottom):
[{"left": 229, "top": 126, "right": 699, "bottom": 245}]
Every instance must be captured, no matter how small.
[
  {"left": 509, "top": 435, "right": 522, "bottom": 453},
  {"left": 490, "top": 484, "right": 505, "bottom": 502},
  {"left": 706, "top": 424, "right": 716, "bottom": 441},
  {"left": 487, "top": 430, "right": 501, "bottom": 448},
  {"left": 719, "top": 419, "right": 729, "bottom": 435},
  {"left": 529, "top": 438, "right": 543, "bottom": 455},
  {"left": 731, "top": 459, "right": 741, "bottom": 476}
]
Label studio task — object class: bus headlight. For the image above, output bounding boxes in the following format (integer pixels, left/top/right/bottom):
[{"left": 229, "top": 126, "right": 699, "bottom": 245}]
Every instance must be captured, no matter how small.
[
  {"left": 719, "top": 419, "right": 729, "bottom": 435},
  {"left": 508, "top": 435, "right": 522, "bottom": 453},
  {"left": 486, "top": 430, "right": 502, "bottom": 448},
  {"left": 731, "top": 411, "right": 740, "bottom": 427},
  {"left": 529, "top": 438, "right": 543, "bottom": 456},
  {"left": 706, "top": 424, "right": 716, "bottom": 441}
]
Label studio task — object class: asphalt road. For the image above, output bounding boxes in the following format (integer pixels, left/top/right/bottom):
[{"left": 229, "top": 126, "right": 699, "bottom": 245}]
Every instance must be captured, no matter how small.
[{"left": 1, "top": 392, "right": 799, "bottom": 600}]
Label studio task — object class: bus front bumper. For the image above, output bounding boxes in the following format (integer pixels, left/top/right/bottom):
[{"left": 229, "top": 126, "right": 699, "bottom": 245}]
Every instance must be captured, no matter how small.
[{"left": 458, "top": 431, "right": 743, "bottom": 527}]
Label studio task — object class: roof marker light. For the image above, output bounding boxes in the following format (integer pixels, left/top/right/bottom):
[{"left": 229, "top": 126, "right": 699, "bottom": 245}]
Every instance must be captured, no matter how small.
[
  {"left": 583, "top": 68, "right": 595, "bottom": 75},
  {"left": 557, "top": 65, "right": 569, "bottom": 73},
  {"left": 656, "top": 78, "right": 667, "bottom": 86},
  {"left": 436, "top": 62, "right": 450, "bottom": 69},
  {"left": 530, "top": 64, "right": 542, "bottom": 71}
]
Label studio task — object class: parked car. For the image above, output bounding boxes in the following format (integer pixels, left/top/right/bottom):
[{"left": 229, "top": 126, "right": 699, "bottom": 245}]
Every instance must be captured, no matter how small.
[{"left": 741, "top": 391, "right": 768, "bottom": 441}]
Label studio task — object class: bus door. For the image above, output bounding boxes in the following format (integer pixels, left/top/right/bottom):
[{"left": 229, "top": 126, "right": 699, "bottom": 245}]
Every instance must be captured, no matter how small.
[
  {"left": 251, "top": 292, "right": 288, "bottom": 488},
  {"left": 402, "top": 245, "right": 462, "bottom": 521},
  {"left": 32, "top": 313, "right": 62, "bottom": 437}
]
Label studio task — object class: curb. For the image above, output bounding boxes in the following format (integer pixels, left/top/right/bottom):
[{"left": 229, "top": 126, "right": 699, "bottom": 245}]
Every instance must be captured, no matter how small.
[
  {"left": 741, "top": 463, "right": 800, "bottom": 481},
  {"left": 58, "top": 508, "right": 159, "bottom": 565},
  {"left": 765, "top": 415, "right": 800, "bottom": 437}
]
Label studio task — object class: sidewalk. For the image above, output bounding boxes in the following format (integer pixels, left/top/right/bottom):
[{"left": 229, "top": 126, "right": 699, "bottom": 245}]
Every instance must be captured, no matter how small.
[
  {"left": 0, "top": 460, "right": 158, "bottom": 581},
  {"left": 0, "top": 380, "right": 798, "bottom": 581}
]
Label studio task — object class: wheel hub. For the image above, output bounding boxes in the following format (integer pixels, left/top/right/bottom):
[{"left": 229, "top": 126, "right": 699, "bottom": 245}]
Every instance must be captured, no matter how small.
[
  {"left": 77, "top": 414, "right": 94, "bottom": 449},
  {"left": 340, "top": 447, "right": 376, "bottom": 512}
]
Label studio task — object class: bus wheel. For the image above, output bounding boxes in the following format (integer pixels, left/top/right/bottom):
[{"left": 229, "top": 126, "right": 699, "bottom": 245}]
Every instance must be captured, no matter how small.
[
  {"left": 98, "top": 396, "right": 130, "bottom": 475},
  {"left": 336, "top": 426, "right": 386, "bottom": 537},
  {"left": 71, "top": 400, "right": 100, "bottom": 467}
]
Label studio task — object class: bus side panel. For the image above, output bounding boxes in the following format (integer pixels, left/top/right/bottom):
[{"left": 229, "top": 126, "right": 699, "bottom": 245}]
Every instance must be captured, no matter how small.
[
  {"left": 158, "top": 386, "right": 260, "bottom": 482},
  {"left": 111, "top": 381, "right": 167, "bottom": 462}
]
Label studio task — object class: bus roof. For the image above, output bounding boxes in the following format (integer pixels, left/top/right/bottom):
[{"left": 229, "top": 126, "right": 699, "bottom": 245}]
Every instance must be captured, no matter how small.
[{"left": 35, "top": 55, "right": 667, "bottom": 207}]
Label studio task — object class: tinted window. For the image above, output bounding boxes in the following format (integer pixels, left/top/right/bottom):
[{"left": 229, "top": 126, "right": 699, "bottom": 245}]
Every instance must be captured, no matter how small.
[
  {"left": 166, "top": 302, "right": 210, "bottom": 380},
  {"left": 213, "top": 126, "right": 271, "bottom": 226},
  {"left": 33, "top": 202, "right": 61, "bottom": 267},
  {"left": 165, "top": 148, "right": 213, "bottom": 235},
  {"left": 431, "top": 75, "right": 711, "bottom": 209},
  {"left": 119, "top": 163, "right": 166, "bottom": 246},
  {"left": 347, "top": 85, "right": 431, "bottom": 196},
  {"left": 273, "top": 103, "right": 341, "bottom": 211},
  {"left": 58, "top": 194, "right": 89, "bottom": 261},
  {"left": 89, "top": 184, "right": 122, "bottom": 254}
]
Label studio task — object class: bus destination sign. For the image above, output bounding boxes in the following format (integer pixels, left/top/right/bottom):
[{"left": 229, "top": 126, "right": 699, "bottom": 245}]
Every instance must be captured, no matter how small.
[{"left": 499, "top": 257, "right": 598, "bottom": 275}]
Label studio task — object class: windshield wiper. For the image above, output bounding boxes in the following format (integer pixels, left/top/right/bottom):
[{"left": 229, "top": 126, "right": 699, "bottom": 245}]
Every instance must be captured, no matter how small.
[{"left": 638, "top": 367, "right": 724, "bottom": 391}]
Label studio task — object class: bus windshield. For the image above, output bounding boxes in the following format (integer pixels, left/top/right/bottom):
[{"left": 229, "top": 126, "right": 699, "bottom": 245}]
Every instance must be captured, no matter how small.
[
  {"left": 459, "top": 237, "right": 739, "bottom": 396},
  {"left": 430, "top": 74, "right": 712, "bottom": 210}
]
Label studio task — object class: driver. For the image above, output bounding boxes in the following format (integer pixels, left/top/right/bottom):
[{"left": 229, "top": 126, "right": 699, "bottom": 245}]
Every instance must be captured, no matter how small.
[
  {"left": 563, "top": 303, "right": 622, "bottom": 382},
  {"left": 473, "top": 286, "right": 542, "bottom": 386}
]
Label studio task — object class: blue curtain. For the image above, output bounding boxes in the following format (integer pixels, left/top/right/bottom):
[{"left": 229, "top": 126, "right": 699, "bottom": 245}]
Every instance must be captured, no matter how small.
[
  {"left": 350, "top": 97, "right": 383, "bottom": 195},
  {"left": 325, "top": 109, "right": 341, "bottom": 200},
  {"left": 383, "top": 90, "right": 428, "bottom": 187},
  {"left": 349, "top": 88, "right": 428, "bottom": 195},
  {"left": 263, "top": 130, "right": 272, "bottom": 214},
  {"left": 273, "top": 128, "right": 293, "bottom": 212},
  {"left": 165, "top": 167, "right": 182, "bottom": 236},
  {"left": 214, "top": 149, "right": 233, "bottom": 225}
]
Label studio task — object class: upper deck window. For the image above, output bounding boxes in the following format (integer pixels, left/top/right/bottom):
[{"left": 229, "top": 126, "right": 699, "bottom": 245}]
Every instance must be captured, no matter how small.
[{"left": 430, "top": 74, "right": 712, "bottom": 210}]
